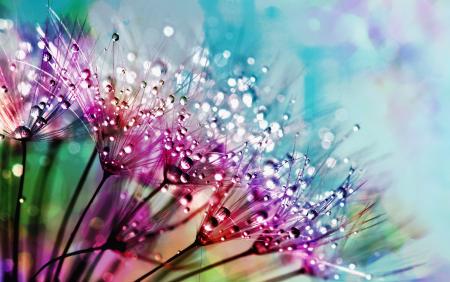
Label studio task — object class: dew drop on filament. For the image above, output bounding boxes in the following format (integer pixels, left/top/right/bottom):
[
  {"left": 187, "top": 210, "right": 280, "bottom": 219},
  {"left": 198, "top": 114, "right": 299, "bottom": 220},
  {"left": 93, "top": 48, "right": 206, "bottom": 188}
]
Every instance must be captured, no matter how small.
[
  {"left": 30, "top": 105, "right": 43, "bottom": 118},
  {"left": 123, "top": 145, "right": 133, "bottom": 154},
  {"left": 336, "top": 187, "right": 347, "bottom": 199},
  {"left": 112, "top": 33, "right": 120, "bottom": 42},
  {"left": 180, "top": 157, "right": 193, "bottom": 170},
  {"left": 102, "top": 146, "right": 110, "bottom": 156},
  {"left": 61, "top": 100, "right": 71, "bottom": 109},
  {"left": 216, "top": 207, "right": 231, "bottom": 221},
  {"left": 81, "top": 69, "right": 91, "bottom": 79},
  {"left": 43, "top": 51, "right": 52, "bottom": 62},
  {"left": 71, "top": 43, "right": 79, "bottom": 53},
  {"left": 214, "top": 172, "right": 224, "bottom": 181},
  {"left": 180, "top": 173, "right": 190, "bottom": 184},
  {"left": 180, "top": 96, "right": 187, "bottom": 106},
  {"left": 204, "top": 217, "right": 219, "bottom": 231},
  {"left": 180, "top": 194, "right": 192, "bottom": 206},
  {"left": 166, "top": 166, "right": 182, "bottom": 183},
  {"left": 13, "top": 126, "right": 31, "bottom": 140},
  {"left": 307, "top": 209, "right": 318, "bottom": 220}
]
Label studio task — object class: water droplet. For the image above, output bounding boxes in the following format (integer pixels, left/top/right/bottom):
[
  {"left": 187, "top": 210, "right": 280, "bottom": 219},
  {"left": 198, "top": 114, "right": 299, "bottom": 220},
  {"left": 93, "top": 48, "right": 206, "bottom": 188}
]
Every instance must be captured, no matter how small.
[
  {"left": 307, "top": 209, "right": 318, "bottom": 220},
  {"left": 286, "top": 185, "right": 297, "bottom": 196},
  {"left": 71, "top": 43, "right": 79, "bottom": 52},
  {"left": 289, "top": 227, "right": 300, "bottom": 238},
  {"left": 151, "top": 60, "right": 167, "bottom": 77},
  {"left": 35, "top": 116, "right": 47, "bottom": 127},
  {"left": 180, "top": 194, "right": 192, "bottom": 206},
  {"left": 81, "top": 69, "right": 91, "bottom": 79},
  {"left": 123, "top": 145, "right": 133, "bottom": 154},
  {"left": 180, "top": 157, "right": 193, "bottom": 170},
  {"left": 43, "top": 51, "right": 52, "bottom": 62},
  {"left": 61, "top": 100, "right": 71, "bottom": 109},
  {"left": 163, "top": 25, "right": 174, "bottom": 37},
  {"left": 13, "top": 126, "right": 31, "bottom": 140},
  {"left": 105, "top": 84, "right": 113, "bottom": 93},
  {"left": 102, "top": 146, "right": 110, "bottom": 156},
  {"left": 167, "top": 95, "right": 175, "bottom": 104},
  {"left": 12, "top": 164, "right": 23, "bottom": 177},
  {"left": 263, "top": 160, "right": 277, "bottom": 176},
  {"left": 336, "top": 187, "right": 347, "bottom": 199},
  {"left": 216, "top": 207, "right": 231, "bottom": 221},
  {"left": 112, "top": 33, "right": 120, "bottom": 42},
  {"left": 214, "top": 173, "right": 224, "bottom": 181},
  {"left": 180, "top": 173, "right": 190, "bottom": 183},
  {"left": 180, "top": 96, "right": 187, "bottom": 106},
  {"left": 255, "top": 210, "right": 268, "bottom": 223},
  {"left": 166, "top": 166, "right": 182, "bottom": 183},
  {"left": 204, "top": 216, "right": 219, "bottom": 231},
  {"left": 30, "top": 105, "right": 43, "bottom": 118}
]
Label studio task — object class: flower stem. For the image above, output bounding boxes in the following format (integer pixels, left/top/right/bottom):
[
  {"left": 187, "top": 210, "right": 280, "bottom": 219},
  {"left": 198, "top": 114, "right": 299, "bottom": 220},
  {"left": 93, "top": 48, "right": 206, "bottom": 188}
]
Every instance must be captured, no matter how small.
[
  {"left": 29, "top": 140, "right": 62, "bottom": 277},
  {"left": 169, "top": 248, "right": 254, "bottom": 282},
  {"left": 134, "top": 241, "right": 199, "bottom": 281},
  {"left": 82, "top": 249, "right": 104, "bottom": 280},
  {"left": 53, "top": 171, "right": 110, "bottom": 280},
  {"left": 261, "top": 268, "right": 306, "bottom": 282},
  {"left": 31, "top": 245, "right": 105, "bottom": 280},
  {"left": 0, "top": 140, "right": 11, "bottom": 280},
  {"left": 117, "top": 182, "right": 165, "bottom": 229},
  {"left": 12, "top": 141, "right": 27, "bottom": 282},
  {"left": 45, "top": 147, "right": 96, "bottom": 280}
]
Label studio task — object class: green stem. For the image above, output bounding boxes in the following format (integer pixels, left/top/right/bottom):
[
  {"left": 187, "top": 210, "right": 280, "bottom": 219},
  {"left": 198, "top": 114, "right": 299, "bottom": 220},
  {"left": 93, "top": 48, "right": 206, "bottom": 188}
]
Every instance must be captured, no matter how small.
[
  {"left": 45, "top": 148, "right": 96, "bottom": 280},
  {"left": 1, "top": 140, "right": 12, "bottom": 281},
  {"left": 12, "top": 141, "right": 27, "bottom": 281},
  {"left": 29, "top": 140, "right": 62, "bottom": 276}
]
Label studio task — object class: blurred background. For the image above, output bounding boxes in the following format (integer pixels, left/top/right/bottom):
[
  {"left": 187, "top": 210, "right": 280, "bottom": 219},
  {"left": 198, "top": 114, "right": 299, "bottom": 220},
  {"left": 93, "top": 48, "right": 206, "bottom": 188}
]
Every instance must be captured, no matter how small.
[{"left": 1, "top": 0, "right": 449, "bottom": 281}]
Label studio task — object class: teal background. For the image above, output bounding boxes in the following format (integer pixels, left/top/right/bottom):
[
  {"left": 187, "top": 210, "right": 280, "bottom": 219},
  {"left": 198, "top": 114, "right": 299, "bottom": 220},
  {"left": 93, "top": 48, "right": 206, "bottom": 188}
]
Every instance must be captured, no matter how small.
[{"left": 1, "top": 0, "right": 449, "bottom": 281}]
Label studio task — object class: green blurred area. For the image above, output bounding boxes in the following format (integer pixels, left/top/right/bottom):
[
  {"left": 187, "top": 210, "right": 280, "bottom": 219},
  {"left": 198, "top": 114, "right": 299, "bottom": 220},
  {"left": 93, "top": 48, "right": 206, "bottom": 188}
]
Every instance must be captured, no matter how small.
[
  {"left": 0, "top": 139, "right": 98, "bottom": 229},
  {"left": 0, "top": 0, "right": 92, "bottom": 26}
]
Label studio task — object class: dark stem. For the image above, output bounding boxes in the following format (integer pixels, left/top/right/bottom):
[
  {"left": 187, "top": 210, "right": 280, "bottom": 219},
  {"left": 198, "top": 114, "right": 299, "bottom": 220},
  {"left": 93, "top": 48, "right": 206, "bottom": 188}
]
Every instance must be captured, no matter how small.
[
  {"left": 82, "top": 249, "right": 104, "bottom": 280},
  {"left": 261, "top": 268, "right": 306, "bottom": 282},
  {"left": 45, "top": 148, "right": 96, "bottom": 280},
  {"left": 12, "top": 141, "right": 27, "bottom": 282},
  {"left": 116, "top": 182, "right": 165, "bottom": 232},
  {"left": 53, "top": 171, "right": 110, "bottom": 280},
  {"left": 0, "top": 140, "right": 11, "bottom": 280},
  {"left": 137, "top": 255, "right": 199, "bottom": 270},
  {"left": 135, "top": 203, "right": 207, "bottom": 252},
  {"left": 169, "top": 248, "right": 254, "bottom": 282},
  {"left": 134, "top": 241, "right": 199, "bottom": 281},
  {"left": 31, "top": 245, "right": 105, "bottom": 280}
]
